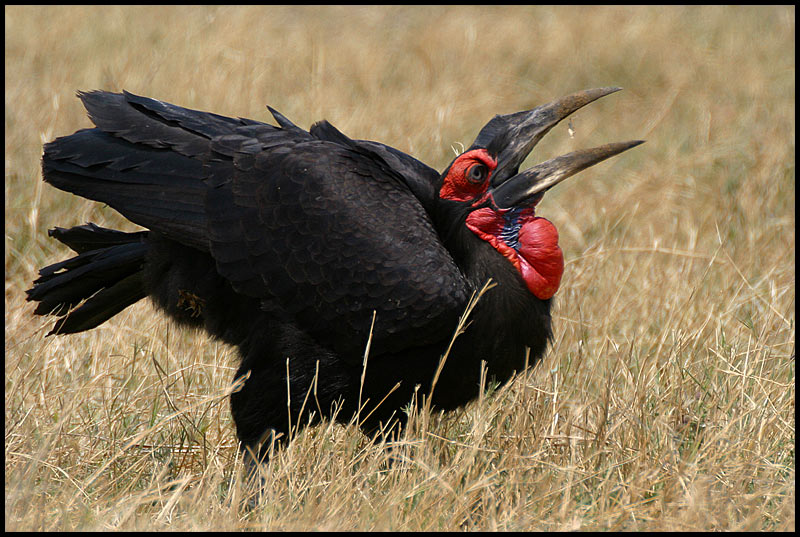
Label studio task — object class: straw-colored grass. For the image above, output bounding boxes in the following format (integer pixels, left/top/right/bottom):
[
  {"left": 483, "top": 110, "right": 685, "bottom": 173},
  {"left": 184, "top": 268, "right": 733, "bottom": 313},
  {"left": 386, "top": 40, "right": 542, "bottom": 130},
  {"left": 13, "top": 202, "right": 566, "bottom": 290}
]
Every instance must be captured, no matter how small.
[{"left": 5, "top": 5, "right": 794, "bottom": 530}]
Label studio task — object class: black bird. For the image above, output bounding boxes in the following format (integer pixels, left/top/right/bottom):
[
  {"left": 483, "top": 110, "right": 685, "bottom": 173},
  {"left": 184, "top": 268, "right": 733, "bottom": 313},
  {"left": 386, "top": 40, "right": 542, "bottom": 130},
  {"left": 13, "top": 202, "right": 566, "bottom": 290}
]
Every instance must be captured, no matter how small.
[{"left": 27, "top": 87, "right": 642, "bottom": 465}]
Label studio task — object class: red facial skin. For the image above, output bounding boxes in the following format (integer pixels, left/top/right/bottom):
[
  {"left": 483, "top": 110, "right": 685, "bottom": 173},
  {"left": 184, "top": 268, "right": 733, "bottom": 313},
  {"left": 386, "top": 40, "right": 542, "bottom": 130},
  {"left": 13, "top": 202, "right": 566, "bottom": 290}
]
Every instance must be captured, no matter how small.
[
  {"left": 438, "top": 149, "right": 497, "bottom": 202},
  {"left": 439, "top": 149, "right": 564, "bottom": 300}
]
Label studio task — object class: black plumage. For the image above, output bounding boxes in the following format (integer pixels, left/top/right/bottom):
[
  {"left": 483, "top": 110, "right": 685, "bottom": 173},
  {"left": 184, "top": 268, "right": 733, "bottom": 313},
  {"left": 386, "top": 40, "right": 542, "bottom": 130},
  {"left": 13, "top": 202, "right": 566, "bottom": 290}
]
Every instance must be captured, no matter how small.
[{"left": 27, "top": 88, "right": 641, "bottom": 464}]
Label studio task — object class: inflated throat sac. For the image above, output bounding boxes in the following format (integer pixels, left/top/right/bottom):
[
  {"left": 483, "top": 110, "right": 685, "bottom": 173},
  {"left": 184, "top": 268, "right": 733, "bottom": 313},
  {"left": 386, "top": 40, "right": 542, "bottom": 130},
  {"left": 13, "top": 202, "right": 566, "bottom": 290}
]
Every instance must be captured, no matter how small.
[{"left": 466, "top": 207, "right": 564, "bottom": 299}]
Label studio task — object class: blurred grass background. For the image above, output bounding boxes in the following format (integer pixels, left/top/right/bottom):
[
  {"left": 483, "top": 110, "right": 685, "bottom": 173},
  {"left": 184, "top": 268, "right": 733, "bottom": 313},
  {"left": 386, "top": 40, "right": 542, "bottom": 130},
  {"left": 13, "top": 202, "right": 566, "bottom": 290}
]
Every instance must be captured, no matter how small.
[{"left": 5, "top": 5, "right": 794, "bottom": 530}]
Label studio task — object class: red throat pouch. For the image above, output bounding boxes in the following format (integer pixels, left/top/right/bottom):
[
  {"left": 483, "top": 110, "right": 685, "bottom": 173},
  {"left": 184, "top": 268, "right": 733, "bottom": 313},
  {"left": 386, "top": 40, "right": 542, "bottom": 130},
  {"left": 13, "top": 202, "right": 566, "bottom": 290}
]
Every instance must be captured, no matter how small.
[
  {"left": 515, "top": 216, "right": 563, "bottom": 299},
  {"left": 466, "top": 209, "right": 564, "bottom": 300}
]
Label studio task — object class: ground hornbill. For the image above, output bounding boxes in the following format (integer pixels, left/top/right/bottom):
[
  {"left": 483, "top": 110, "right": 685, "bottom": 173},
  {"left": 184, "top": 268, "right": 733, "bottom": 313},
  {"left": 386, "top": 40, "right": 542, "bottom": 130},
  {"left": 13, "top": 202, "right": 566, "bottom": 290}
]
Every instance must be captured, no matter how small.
[{"left": 27, "top": 87, "right": 642, "bottom": 465}]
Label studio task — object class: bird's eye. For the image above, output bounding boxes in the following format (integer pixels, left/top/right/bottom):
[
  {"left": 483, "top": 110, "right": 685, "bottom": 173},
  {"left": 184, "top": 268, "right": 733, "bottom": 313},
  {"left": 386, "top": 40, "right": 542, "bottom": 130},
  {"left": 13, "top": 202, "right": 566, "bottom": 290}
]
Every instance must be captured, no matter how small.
[{"left": 467, "top": 163, "right": 488, "bottom": 184}]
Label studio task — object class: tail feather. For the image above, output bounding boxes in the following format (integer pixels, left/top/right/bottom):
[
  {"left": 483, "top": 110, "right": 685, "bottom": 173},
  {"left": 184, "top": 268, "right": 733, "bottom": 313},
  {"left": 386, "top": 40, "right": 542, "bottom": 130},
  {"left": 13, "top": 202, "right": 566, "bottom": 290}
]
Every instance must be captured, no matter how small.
[
  {"left": 44, "top": 273, "right": 146, "bottom": 336},
  {"left": 27, "top": 224, "right": 148, "bottom": 335},
  {"left": 47, "top": 222, "right": 147, "bottom": 254},
  {"left": 42, "top": 128, "right": 209, "bottom": 251}
]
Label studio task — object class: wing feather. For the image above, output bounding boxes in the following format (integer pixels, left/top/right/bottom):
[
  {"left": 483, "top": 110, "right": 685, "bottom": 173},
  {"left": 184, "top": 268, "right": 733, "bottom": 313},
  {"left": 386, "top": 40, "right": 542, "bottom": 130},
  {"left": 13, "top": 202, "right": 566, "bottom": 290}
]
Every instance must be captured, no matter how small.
[
  {"left": 43, "top": 90, "right": 466, "bottom": 360},
  {"left": 206, "top": 139, "right": 469, "bottom": 359}
]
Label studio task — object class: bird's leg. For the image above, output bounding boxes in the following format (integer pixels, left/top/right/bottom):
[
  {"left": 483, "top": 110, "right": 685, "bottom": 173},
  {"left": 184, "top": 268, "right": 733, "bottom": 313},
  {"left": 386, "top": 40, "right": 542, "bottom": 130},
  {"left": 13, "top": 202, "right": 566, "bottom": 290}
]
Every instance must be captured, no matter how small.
[
  {"left": 238, "top": 428, "right": 284, "bottom": 509},
  {"left": 231, "top": 322, "right": 360, "bottom": 468},
  {"left": 230, "top": 356, "right": 290, "bottom": 468}
]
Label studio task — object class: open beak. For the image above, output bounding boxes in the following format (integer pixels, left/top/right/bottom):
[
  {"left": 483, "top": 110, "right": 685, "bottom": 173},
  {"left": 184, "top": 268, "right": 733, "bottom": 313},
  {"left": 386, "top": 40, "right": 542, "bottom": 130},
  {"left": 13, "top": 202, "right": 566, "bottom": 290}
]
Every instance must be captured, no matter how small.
[
  {"left": 489, "top": 140, "right": 644, "bottom": 209},
  {"left": 469, "top": 87, "right": 643, "bottom": 210}
]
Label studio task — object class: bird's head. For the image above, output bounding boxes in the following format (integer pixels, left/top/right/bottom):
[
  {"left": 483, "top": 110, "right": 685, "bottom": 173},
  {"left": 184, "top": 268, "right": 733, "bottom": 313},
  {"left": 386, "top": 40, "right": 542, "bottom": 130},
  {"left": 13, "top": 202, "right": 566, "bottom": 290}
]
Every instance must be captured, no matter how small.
[{"left": 438, "top": 87, "right": 643, "bottom": 300}]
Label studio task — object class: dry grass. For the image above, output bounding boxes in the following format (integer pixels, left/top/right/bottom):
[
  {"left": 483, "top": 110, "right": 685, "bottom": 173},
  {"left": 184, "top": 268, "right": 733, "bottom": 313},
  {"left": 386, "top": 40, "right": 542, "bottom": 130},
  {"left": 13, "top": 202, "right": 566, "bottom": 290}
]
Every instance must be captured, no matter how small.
[{"left": 5, "top": 5, "right": 794, "bottom": 530}]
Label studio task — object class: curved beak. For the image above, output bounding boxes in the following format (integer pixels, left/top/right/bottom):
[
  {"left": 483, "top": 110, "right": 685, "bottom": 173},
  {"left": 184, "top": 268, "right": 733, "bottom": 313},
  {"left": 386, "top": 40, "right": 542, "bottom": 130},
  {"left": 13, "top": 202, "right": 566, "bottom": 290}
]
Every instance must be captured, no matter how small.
[
  {"left": 488, "top": 140, "right": 645, "bottom": 210},
  {"left": 467, "top": 86, "right": 643, "bottom": 209},
  {"left": 469, "top": 86, "right": 624, "bottom": 185}
]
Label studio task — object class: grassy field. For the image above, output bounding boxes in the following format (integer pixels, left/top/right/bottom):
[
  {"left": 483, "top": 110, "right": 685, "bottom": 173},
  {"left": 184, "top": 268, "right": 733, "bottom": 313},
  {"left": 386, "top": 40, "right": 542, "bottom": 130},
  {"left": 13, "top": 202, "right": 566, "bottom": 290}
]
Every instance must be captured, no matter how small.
[{"left": 5, "top": 5, "right": 794, "bottom": 530}]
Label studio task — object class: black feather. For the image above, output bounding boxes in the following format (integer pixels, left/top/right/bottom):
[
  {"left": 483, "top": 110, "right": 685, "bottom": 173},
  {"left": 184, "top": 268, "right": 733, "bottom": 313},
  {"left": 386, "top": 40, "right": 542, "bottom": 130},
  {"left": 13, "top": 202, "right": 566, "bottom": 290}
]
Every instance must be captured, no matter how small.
[{"left": 28, "top": 91, "right": 554, "bottom": 466}]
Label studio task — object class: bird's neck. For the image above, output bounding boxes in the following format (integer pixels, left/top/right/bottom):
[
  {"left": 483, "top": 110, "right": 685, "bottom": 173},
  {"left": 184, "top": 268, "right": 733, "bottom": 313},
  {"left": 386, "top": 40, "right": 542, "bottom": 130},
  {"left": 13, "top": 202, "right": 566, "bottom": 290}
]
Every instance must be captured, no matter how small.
[{"left": 436, "top": 210, "right": 554, "bottom": 354}]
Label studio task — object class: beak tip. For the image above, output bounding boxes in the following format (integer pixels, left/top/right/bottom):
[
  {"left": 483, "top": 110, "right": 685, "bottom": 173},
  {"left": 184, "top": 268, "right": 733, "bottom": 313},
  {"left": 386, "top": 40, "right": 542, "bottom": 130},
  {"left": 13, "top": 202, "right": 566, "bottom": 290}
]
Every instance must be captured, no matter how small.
[
  {"left": 490, "top": 137, "right": 646, "bottom": 208},
  {"left": 586, "top": 86, "right": 623, "bottom": 100}
]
